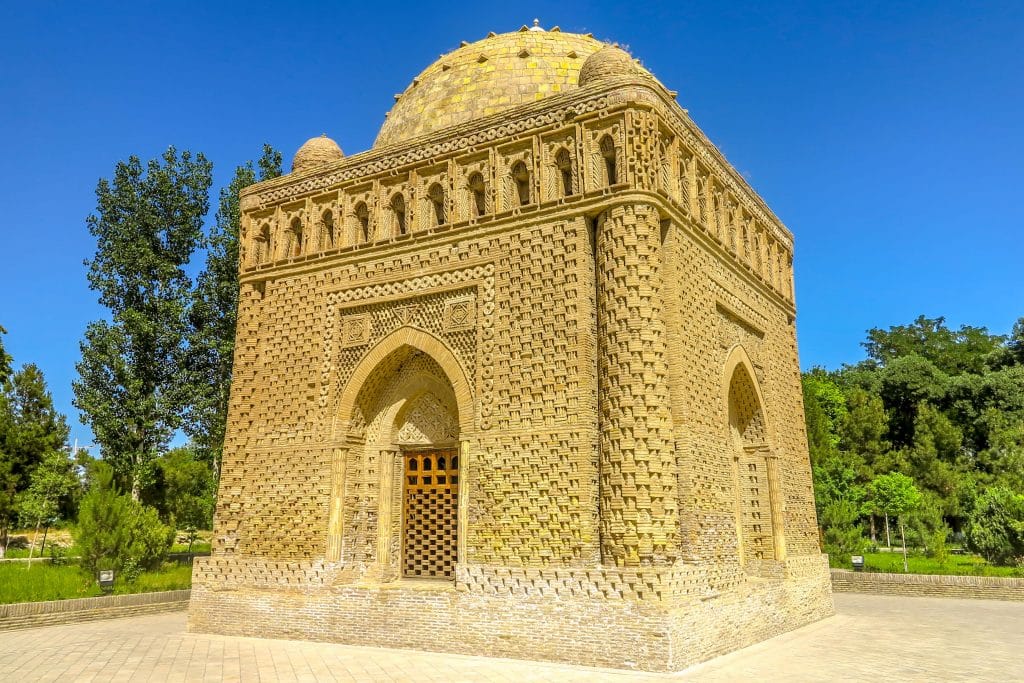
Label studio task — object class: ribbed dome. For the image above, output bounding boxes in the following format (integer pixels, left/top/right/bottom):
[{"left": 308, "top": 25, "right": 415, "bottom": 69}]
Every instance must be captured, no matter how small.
[
  {"left": 292, "top": 135, "right": 344, "bottom": 173},
  {"left": 578, "top": 45, "right": 638, "bottom": 86},
  {"left": 375, "top": 28, "right": 609, "bottom": 147}
]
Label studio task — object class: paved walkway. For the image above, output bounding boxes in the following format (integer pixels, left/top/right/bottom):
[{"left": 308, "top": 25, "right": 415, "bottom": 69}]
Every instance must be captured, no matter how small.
[{"left": 2, "top": 593, "right": 1021, "bottom": 681}]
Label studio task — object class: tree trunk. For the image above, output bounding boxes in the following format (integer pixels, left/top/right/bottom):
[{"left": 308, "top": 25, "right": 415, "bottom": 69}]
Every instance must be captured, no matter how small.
[
  {"left": 870, "top": 515, "right": 877, "bottom": 544},
  {"left": 884, "top": 515, "right": 891, "bottom": 549},
  {"left": 27, "top": 519, "right": 41, "bottom": 570},
  {"left": 40, "top": 525, "right": 49, "bottom": 558},
  {"left": 899, "top": 516, "right": 908, "bottom": 573}
]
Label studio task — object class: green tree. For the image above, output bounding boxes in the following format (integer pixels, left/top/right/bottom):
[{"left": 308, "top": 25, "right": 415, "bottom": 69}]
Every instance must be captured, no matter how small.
[
  {"left": 74, "top": 148, "right": 212, "bottom": 499},
  {"left": 965, "top": 486, "right": 1024, "bottom": 565},
  {"left": 75, "top": 462, "right": 174, "bottom": 574},
  {"left": 976, "top": 414, "right": 1024, "bottom": 493},
  {"left": 875, "top": 355, "right": 948, "bottom": 449},
  {"left": 868, "top": 472, "right": 922, "bottom": 572},
  {"left": 802, "top": 370, "right": 845, "bottom": 465},
  {"left": 183, "top": 145, "right": 280, "bottom": 479},
  {"left": 0, "top": 325, "right": 11, "bottom": 384},
  {"left": 19, "top": 448, "right": 77, "bottom": 564},
  {"left": 141, "top": 447, "right": 216, "bottom": 530},
  {"left": 898, "top": 402, "right": 971, "bottom": 528},
  {"left": 863, "top": 315, "right": 1005, "bottom": 376},
  {"left": 0, "top": 364, "right": 70, "bottom": 557},
  {"left": 1006, "top": 317, "right": 1024, "bottom": 367},
  {"left": 811, "top": 452, "right": 867, "bottom": 558},
  {"left": 947, "top": 366, "right": 1024, "bottom": 453},
  {"left": 905, "top": 489, "right": 950, "bottom": 561},
  {"left": 839, "top": 387, "right": 889, "bottom": 477},
  {"left": 819, "top": 498, "right": 867, "bottom": 560},
  {"left": 839, "top": 387, "right": 891, "bottom": 543}
]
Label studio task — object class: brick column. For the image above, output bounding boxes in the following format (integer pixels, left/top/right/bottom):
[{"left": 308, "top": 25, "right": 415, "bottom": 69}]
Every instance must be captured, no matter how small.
[
  {"left": 211, "top": 281, "right": 263, "bottom": 555},
  {"left": 765, "top": 451, "right": 787, "bottom": 561},
  {"left": 596, "top": 202, "right": 678, "bottom": 566}
]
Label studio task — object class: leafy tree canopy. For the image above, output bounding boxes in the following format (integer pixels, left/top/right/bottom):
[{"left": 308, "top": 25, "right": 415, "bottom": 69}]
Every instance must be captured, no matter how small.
[
  {"left": 864, "top": 315, "right": 1005, "bottom": 376},
  {"left": 74, "top": 147, "right": 212, "bottom": 499},
  {"left": 804, "top": 314, "right": 1024, "bottom": 566}
]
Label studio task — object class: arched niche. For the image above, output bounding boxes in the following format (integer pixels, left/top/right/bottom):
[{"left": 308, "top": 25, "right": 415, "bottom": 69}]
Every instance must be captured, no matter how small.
[{"left": 724, "top": 346, "right": 786, "bottom": 569}]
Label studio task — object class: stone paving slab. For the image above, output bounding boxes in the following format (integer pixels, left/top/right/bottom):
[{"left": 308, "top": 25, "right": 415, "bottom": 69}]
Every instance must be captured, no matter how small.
[{"left": 1, "top": 593, "right": 1021, "bottom": 681}]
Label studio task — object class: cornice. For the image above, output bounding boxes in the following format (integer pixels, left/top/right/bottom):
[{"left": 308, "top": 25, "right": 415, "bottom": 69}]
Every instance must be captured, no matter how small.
[{"left": 241, "top": 78, "right": 794, "bottom": 251}]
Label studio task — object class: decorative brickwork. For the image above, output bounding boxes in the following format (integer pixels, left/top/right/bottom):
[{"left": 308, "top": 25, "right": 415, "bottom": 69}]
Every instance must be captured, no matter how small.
[{"left": 190, "top": 24, "right": 832, "bottom": 673}]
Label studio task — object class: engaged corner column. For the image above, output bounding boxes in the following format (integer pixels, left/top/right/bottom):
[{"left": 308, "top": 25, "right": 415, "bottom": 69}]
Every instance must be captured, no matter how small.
[{"left": 596, "top": 201, "right": 679, "bottom": 567}]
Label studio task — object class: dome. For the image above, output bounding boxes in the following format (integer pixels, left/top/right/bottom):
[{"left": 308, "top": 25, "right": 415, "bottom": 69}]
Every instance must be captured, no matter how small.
[
  {"left": 578, "top": 45, "right": 638, "bottom": 86},
  {"left": 292, "top": 135, "right": 344, "bottom": 173},
  {"left": 375, "top": 27, "right": 615, "bottom": 147}
]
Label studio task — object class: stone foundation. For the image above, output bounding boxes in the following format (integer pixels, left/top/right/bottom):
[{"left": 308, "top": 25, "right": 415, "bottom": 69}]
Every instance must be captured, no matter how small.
[{"left": 188, "top": 555, "right": 833, "bottom": 672}]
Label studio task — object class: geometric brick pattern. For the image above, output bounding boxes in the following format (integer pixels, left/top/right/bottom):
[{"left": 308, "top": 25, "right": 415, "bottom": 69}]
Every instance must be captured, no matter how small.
[{"left": 192, "top": 26, "right": 832, "bottom": 672}]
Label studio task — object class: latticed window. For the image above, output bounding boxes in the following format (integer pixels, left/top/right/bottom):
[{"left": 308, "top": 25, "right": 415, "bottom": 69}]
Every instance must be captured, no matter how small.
[
  {"left": 403, "top": 448, "right": 460, "bottom": 579},
  {"left": 428, "top": 183, "right": 446, "bottom": 226},
  {"left": 511, "top": 161, "right": 530, "bottom": 206},
  {"left": 555, "top": 148, "right": 573, "bottom": 197},
  {"left": 355, "top": 202, "right": 370, "bottom": 243},
  {"left": 390, "top": 193, "right": 407, "bottom": 235},
  {"left": 600, "top": 135, "right": 617, "bottom": 186},
  {"left": 468, "top": 172, "right": 486, "bottom": 217}
]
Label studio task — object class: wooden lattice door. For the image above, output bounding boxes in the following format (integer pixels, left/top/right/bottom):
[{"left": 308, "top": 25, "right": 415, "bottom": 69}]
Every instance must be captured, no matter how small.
[{"left": 402, "top": 448, "right": 459, "bottom": 579}]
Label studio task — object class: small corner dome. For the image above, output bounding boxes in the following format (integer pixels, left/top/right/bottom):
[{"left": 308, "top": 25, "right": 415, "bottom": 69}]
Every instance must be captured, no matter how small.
[
  {"left": 292, "top": 135, "right": 344, "bottom": 173},
  {"left": 578, "top": 45, "right": 637, "bottom": 86}
]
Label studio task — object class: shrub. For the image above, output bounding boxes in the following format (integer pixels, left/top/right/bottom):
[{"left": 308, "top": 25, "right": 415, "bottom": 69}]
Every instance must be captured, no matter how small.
[
  {"left": 75, "top": 463, "right": 173, "bottom": 574},
  {"left": 819, "top": 498, "right": 866, "bottom": 560},
  {"left": 966, "top": 486, "right": 1024, "bottom": 565}
]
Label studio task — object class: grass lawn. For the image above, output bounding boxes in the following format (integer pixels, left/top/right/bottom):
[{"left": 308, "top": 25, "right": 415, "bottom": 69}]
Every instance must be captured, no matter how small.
[
  {"left": 831, "top": 549, "right": 1021, "bottom": 577},
  {"left": 0, "top": 562, "right": 193, "bottom": 604},
  {"left": 169, "top": 541, "right": 211, "bottom": 554}
]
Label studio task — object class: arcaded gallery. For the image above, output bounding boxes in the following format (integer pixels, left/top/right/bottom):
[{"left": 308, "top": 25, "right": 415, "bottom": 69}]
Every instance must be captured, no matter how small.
[{"left": 188, "top": 24, "right": 834, "bottom": 672}]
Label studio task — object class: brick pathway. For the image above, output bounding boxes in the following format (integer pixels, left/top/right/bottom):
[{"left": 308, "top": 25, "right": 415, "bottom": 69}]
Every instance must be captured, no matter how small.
[{"left": 2, "top": 593, "right": 1021, "bottom": 681}]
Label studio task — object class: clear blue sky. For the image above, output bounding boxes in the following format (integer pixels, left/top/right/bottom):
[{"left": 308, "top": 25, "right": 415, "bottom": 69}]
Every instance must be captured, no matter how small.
[{"left": 1, "top": 1, "right": 1021, "bottom": 447}]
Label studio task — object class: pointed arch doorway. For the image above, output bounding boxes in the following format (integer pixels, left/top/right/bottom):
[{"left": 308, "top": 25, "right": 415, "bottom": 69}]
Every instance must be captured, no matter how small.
[{"left": 329, "top": 329, "right": 473, "bottom": 583}]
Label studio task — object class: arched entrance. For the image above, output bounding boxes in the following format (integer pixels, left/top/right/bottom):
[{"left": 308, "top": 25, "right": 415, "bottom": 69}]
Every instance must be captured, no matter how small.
[
  {"left": 725, "top": 347, "right": 786, "bottom": 569},
  {"left": 328, "top": 329, "right": 472, "bottom": 582}
]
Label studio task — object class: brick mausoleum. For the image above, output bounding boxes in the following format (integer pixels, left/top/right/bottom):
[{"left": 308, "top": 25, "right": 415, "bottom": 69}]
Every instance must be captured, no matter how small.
[{"left": 188, "top": 23, "right": 834, "bottom": 672}]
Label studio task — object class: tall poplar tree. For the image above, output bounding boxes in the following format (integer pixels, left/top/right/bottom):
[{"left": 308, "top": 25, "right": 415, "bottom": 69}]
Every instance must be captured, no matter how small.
[
  {"left": 74, "top": 148, "right": 212, "bottom": 499},
  {"left": 183, "top": 145, "right": 281, "bottom": 478}
]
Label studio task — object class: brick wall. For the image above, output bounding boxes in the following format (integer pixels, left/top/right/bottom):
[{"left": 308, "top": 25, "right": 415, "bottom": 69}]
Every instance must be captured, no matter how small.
[
  {"left": 831, "top": 570, "right": 1024, "bottom": 601},
  {"left": 189, "top": 561, "right": 833, "bottom": 672},
  {"left": 0, "top": 590, "right": 190, "bottom": 631}
]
